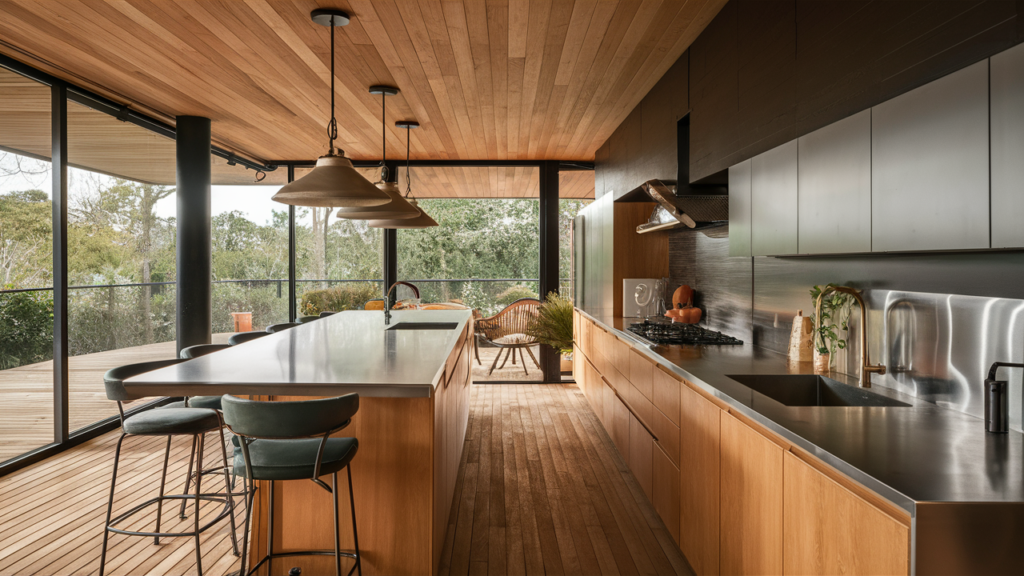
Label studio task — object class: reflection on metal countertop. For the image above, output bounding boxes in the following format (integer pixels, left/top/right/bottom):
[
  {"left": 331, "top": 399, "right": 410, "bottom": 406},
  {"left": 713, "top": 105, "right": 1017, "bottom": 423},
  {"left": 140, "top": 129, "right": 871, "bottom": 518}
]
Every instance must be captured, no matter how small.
[{"left": 579, "top": 310, "right": 1024, "bottom": 514}]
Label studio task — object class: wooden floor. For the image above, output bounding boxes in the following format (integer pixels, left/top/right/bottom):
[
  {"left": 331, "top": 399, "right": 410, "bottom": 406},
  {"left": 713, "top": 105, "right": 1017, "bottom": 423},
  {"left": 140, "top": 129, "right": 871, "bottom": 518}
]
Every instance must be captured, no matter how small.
[
  {"left": 0, "top": 384, "right": 691, "bottom": 576},
  {"left": 0, "top": 334, "right": 231, "bottom": 463}
]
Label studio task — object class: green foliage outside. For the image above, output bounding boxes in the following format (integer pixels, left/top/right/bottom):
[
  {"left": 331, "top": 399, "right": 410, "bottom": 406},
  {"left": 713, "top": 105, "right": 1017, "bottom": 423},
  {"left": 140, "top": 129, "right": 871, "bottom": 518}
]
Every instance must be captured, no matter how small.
[
  {"left": 1, "top": 150, "right": 592, "bottom": 371},
  {"left": 299, "top": 284, "right": 380, "bottom": 316},
  {"left": 0, "top": 290, "right": 53, "bottom": 369},
  {"left": 495, "top": 285, "right": 539, "bottom": 308},
  {"left": 526, "top": 291, "right": 575, "bottom": 355}
]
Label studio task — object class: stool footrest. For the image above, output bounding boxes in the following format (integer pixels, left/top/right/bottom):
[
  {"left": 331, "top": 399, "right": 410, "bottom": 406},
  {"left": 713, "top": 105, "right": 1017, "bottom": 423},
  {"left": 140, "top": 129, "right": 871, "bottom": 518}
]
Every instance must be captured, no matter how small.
[
  {"left": 246, "top": 550, "right": 359, "bottom": 576},
  {"left": 105, "top": 494, "right": 234, "bottom": 538}
]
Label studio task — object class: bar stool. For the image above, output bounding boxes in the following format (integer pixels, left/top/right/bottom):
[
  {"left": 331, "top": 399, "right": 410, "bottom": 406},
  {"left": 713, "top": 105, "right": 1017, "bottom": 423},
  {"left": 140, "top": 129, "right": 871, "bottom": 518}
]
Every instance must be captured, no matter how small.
[
  {"left": 222, "top": 394, "right": 361, "bottom": 576},
  {"left": 100, "top": 359, "right": 239, "bottom": 576},
  {"left": 168, "top": 343, "right": 236, "bottom": 519},
  {"left": 296, "top": 315, "right": 321, "bottom": 324},
  {"left": 228, "top": 331, "right": 270, "bottom": 345},
  {"left": 266, "top": 322, "right": 300, "bottom": 333},
  {"left": 319, "top": 311, "right": 336, "bottom": 318}
]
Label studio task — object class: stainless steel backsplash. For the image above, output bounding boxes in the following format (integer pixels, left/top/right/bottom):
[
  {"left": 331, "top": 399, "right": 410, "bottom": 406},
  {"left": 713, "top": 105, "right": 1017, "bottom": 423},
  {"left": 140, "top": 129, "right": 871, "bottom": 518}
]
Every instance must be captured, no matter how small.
[{"left": 866, "top": 290, "right": 1024, "bottom": 432}]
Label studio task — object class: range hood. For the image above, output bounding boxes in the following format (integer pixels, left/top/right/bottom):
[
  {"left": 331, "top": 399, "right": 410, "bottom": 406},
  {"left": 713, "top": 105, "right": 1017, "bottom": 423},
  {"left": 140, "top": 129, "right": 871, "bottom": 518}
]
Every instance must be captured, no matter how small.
[{"left": 635, "top": 179, "right": 729, "bottom": 234}]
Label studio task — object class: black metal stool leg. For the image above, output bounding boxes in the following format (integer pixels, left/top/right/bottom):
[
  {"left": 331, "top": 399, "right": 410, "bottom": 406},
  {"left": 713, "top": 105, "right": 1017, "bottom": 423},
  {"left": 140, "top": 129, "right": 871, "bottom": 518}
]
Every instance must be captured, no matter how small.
[
  {"left": 179, "top": 434, "right": 199, "bottom": 519},
  {"left": 99, "top": 433, "right": 127, "bottom": 576},
  {"left": 217, "top": 425, "right": 240, "bottom": 556},
  {"left": 333, "top": 472, "right": 341, "bottom": 576},
  {"left": 267, "top": 479, "right": 275, "bottom": 574},
  {"left": 154, "top": 435, "right": 172, "bottom": 544},
  {"left": 236, "top": 476, "right": 255, "bottom": 576},
  {"left": 193, "top": 434, "right": 205, "bottom": 576},
  {"left": 347, "top": 465, "right": 361, "bottom": 576}
]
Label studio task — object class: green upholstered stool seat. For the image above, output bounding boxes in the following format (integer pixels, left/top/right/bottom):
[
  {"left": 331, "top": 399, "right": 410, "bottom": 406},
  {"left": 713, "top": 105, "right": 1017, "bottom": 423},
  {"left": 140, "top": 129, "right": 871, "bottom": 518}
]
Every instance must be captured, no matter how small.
[
  {"left": 296, "top": 315, "right": 320, "bottom": 324},
  {"left": 162, "top": 396, "right": 223, "bottom": 410},
  {"left": 228, "top": 331, "right": 269, "bottom": 345},
  {"left": 232, "top": 438, "right": 358, "bottom": 481},
  {"left": 122, "top": 407, "right": 221, "bottom": 436}
]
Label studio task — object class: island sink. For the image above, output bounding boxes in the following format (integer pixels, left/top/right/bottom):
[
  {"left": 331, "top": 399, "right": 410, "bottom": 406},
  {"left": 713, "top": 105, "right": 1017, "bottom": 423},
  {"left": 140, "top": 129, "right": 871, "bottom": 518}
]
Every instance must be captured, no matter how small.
[
  {"left": 386, "top": 322, "right": 459, "bottom": 331},
  {"left": 728, "top": 374, "right": 911, "bottom": 407}
]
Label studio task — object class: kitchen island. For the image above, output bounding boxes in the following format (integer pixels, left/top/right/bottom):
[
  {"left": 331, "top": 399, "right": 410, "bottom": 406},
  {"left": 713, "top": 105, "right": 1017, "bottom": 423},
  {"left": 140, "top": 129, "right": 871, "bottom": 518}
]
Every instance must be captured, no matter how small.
[{"left": 125, "top": 309, "right": 474, "bottom": 576}]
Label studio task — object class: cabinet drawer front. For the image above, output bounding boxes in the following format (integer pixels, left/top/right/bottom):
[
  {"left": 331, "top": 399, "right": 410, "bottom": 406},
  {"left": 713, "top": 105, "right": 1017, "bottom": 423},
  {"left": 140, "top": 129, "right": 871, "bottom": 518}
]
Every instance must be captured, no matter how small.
[
  {"left": 651, "top": 407, "right": 679, "bottom": 467},
  {"left": 679, "top": 384, "right": 721, "bottom": 576},
  {"left": 629, "top": 349, "right": 654, "bottom": 400},
  {"left": 652, "top": 367, "right": 680, "bottom": 427},
  {"left": 654, "top": 443, "right": 681, "bottom": 545},
  {"left": 783, "top": 453, "right": 909, "bottom": 576},
  {"left": 629, "top": 413, "right": 654, "bottom": 501}
]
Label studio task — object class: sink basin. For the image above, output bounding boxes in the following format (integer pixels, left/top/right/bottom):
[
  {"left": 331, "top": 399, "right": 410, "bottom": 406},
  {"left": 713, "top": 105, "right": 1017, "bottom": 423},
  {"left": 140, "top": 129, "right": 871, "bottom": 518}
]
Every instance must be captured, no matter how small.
[
  {"left": 386, "top": 322, "right": 459, "bottom": 331},
  {"left": 727, "top": 374, "right": 911, "bottom": 407}
]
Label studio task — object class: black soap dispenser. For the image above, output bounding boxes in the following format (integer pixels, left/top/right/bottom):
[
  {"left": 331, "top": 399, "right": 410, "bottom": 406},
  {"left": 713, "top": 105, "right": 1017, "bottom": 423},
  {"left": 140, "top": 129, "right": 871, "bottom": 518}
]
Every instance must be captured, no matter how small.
[{"left": 985, "top": 362, "right": 1024, "bottom": 433}]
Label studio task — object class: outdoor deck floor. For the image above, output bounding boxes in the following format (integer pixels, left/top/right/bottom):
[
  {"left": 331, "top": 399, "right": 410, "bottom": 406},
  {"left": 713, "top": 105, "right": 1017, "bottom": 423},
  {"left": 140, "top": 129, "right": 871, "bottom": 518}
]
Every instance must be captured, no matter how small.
[{"left": 0, "top": 384, "right": 689, "bottom": 576}]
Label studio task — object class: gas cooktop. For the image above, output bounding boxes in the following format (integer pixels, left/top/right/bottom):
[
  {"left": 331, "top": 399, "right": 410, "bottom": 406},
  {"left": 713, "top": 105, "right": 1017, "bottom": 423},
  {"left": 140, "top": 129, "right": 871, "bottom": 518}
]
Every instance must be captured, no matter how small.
[{"left": 628, "top": 319, "right": 744, "bottom": 346}]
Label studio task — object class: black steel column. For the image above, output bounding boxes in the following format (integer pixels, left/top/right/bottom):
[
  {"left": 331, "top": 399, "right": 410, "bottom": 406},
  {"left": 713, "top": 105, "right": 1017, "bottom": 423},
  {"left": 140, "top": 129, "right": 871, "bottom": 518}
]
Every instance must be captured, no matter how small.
[
  {"left": 52, "top": 81, "right": 69, "bottom": 443},
  {"left": 175, "top": 116, "right": 212, "bottom": 353},
  {"left": 287, "top": 165, "right": 297, "bottom": 322},
  {"left": 539, "top": 161, "right": 561, "bottom": 382},
  {"left": 382, "top": 161, "right": 399, "bottom": 303}
]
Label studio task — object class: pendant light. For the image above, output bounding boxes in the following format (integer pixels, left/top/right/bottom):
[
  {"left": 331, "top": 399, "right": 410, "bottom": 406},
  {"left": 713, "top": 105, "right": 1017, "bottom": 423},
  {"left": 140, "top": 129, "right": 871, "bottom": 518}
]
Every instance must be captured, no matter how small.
[
  {"left": 335, "top": 86, "right": 420, "bottom": 220},
  {"left": 369, "top": 121, "right": 438, "bottom": 229},
  {"left": 272, "top": 9, "right": 389, "bottom": 208}
]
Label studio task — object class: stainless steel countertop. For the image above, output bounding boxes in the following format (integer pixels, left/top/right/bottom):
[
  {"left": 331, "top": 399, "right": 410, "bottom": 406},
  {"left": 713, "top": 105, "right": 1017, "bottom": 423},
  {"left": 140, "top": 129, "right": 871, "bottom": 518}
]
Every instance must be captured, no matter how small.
[
  {"left": 124, "top": 310, "right": 472, "bottom": 399},
  {"left": 580, "top": 310, "right": 1024, "bottom": 512}
]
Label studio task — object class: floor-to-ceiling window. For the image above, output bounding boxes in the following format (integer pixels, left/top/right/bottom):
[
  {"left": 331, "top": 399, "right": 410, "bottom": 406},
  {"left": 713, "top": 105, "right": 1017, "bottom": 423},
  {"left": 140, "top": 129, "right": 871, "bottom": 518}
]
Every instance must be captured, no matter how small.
[
  {"left": 210, "top": 163, "right": 288, "bottom": 333},
  {"left": 396, "top": 166, "right": 543, "bottom": 382},
  {"left": 294, "top": 166, "right": 384, "bottom": 316},
  {"left": 65, "top": 99, "right": 179, "bottom": 431},
  {"left": 0, "top": 67, "right": 53, "bottom": 462},
  {"left": 558, "top": 171, "right": 595, "bottom": 300}
]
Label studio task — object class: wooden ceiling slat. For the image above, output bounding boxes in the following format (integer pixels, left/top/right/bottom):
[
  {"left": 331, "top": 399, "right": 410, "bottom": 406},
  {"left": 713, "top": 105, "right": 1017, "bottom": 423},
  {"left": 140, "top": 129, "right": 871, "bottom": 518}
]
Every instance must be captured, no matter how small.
[{"left": 0, "top": 0, "right": 724, "bottom": 162}]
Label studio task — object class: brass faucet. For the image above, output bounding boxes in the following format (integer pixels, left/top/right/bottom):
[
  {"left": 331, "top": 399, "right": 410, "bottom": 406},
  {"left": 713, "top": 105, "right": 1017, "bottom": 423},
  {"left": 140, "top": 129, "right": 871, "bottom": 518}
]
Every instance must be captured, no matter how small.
[{"left": 814, "top": 286, "right": 886, "bottom": 388}]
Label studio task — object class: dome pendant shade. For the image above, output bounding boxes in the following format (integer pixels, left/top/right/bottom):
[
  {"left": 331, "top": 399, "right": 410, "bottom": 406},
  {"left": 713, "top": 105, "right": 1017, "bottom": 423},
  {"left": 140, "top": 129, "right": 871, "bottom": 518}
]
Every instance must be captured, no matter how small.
[
  {"left": 336, "top": 182, "right": 420, "bottom": 219},
  {"left": 272, "top": 153, "right": 390, "bottom": 208},
  {"left": 369, "top": 198, "right": 438, "bottom": 229}
]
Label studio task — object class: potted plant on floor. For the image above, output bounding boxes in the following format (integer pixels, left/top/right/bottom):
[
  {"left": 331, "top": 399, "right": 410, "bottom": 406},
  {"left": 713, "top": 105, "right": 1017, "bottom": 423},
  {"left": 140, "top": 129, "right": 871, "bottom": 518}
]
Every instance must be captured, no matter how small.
[{"left": 527, "top": 291, "right": 575, "bottom": 374}]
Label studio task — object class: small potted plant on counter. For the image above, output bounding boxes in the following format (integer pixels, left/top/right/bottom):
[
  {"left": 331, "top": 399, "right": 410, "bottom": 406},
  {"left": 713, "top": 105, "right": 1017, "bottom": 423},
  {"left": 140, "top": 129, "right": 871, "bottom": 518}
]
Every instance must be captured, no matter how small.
[
  {"left": 527, "top": 292, "right": 575, "bottom": 374},
  {"left": 809, "top": 283, "right": 856, "bottom": 373}
]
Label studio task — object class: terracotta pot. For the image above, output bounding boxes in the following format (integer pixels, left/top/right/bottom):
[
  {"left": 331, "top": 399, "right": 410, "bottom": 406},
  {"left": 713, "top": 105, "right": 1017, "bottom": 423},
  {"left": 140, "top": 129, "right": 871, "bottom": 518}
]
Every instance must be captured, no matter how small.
[{"left": 813, "top": 350, "right": 831, "bottom": 374}]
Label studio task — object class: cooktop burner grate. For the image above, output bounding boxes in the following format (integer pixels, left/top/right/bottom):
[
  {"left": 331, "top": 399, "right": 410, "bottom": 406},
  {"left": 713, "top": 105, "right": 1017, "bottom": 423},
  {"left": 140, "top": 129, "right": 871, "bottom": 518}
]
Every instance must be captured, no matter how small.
[{"left": 628, "top": 320, "right": 744, "bottom": 346}]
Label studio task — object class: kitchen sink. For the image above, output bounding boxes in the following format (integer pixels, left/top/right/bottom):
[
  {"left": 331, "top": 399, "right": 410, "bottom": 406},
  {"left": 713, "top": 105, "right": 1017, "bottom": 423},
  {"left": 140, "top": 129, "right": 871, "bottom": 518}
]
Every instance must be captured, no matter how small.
[
  {"left": 386, "top": 322, "right": 459, "bottom": 331},
  {"left": 727, "top": 374, "right": 911, "bottom": 407}
]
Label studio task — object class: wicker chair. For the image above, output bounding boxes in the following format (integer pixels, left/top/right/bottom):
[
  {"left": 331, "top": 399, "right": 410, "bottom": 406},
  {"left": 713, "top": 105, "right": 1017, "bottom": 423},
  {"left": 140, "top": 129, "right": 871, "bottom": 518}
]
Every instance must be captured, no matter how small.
[{"left": 475, "top": 298, "right": 542, "bottom": 376}]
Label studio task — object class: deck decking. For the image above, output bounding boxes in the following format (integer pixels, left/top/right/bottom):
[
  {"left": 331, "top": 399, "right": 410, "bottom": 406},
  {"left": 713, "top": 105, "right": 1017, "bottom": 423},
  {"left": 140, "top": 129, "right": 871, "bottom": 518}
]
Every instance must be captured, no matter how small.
[{"left": 0, "top": 384, "right": 690, "bottom": 576}]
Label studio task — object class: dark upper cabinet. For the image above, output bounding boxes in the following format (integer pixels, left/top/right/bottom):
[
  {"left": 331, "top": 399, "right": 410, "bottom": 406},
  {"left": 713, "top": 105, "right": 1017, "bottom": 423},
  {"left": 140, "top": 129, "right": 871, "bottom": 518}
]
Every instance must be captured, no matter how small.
[
  {"left": 751, "top": 141, "right": 798, "bottom": 256},
  {"left": 871, "top": 60, "right": 989, "bottom": 252},
  {"left": 797, "top": 110, "right": 871, "bottom": 254},
  {"left": 990, "top": 42, "right": 1024, "bottom": 249},
  {"left": 640, "top": 56, "right": 689, "bottom": 185}
]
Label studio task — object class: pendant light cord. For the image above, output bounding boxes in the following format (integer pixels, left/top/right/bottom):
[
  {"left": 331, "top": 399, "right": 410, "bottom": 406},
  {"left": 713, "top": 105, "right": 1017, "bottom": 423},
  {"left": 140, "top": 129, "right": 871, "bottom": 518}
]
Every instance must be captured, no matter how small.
[
  {"left": 405, "top": 124, "right": 412, "bottom": 198},
  {"left": 380, "top": 92, "right": 389, "bottom": 182},
  {"left": 326, "top": 21, "right": 338, "bottom": 153}
]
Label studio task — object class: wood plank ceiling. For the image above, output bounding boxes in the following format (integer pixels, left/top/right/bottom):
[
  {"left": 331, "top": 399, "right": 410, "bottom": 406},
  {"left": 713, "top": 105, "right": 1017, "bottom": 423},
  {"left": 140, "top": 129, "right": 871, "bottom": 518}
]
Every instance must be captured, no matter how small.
[{"left": 0, "top": 0, "right": 725, "bottom": 171}]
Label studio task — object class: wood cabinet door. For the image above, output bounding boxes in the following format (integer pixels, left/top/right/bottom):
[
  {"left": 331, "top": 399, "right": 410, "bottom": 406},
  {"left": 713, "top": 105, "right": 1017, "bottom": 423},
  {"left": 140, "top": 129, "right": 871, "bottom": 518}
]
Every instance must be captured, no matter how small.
[
  {"left": 679, "top": 384, "right": 721, "bottom": 576},
  {"left": 629, "top": 413, "right": 654, "bottom": 501},
  {"left": 629, "top": 349, "right": 654, "bottom": 401},
  {"left": 720, "top": 412, "right": 784, "bottom": 576},
  {"left": 783, "top": 453, "right": 909, "bottom": 576},
  {"left": 654, "top": 442, "right": 681, "bottom": 545}
]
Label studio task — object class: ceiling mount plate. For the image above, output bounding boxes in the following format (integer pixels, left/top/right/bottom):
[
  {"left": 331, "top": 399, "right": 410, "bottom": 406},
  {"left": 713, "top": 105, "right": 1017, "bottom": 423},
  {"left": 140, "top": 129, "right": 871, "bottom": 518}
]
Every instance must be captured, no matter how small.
[
  {"left": 396, "top": 121, "right": 420, "bottom": 129},
  {"left": 310, "top": 9, "right": 350, "bottom": 27},
  {"left": 369, "top": 85, "right": 400, "bottom": 96}
]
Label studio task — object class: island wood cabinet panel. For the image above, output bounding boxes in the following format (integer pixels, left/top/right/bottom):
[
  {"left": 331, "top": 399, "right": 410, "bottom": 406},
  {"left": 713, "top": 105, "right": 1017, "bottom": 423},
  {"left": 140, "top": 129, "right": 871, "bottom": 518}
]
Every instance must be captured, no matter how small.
[
  {"left": 783, "top": 453, "right": 909, "bottom": 576},
  {"left": 871, "top": 60, "right": 989, "bottom": 252},
  {"left": 679, "top": 382, "right": 721, "bottom": 576},
  {"left": 629, "top": 413, "right": 655, "bottom": 501},
  {"left": 720, "top": 412, "right": 784, "bottom": 576}
]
